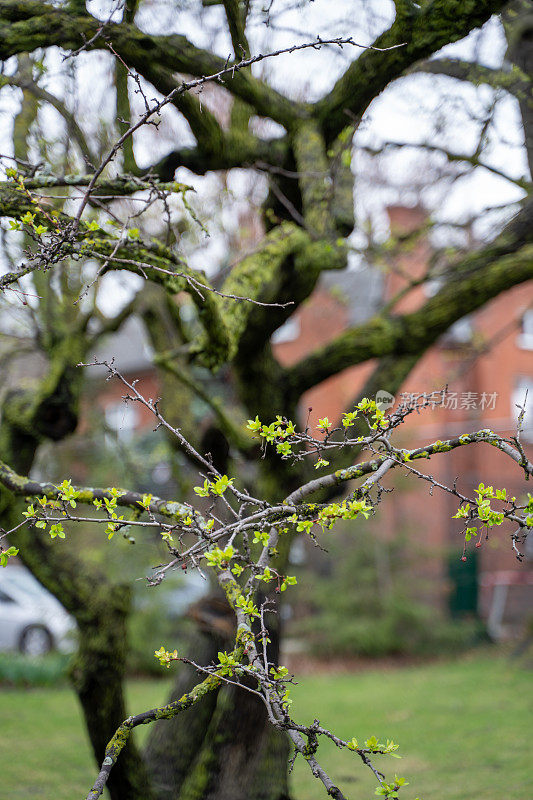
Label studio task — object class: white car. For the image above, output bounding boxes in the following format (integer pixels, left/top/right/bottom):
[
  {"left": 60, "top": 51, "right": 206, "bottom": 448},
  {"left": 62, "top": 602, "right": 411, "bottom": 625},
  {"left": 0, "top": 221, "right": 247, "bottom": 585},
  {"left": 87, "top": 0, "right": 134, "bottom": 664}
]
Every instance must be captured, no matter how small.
[{"left": 0, "top": 565, "right": 76, "bottom": 656}]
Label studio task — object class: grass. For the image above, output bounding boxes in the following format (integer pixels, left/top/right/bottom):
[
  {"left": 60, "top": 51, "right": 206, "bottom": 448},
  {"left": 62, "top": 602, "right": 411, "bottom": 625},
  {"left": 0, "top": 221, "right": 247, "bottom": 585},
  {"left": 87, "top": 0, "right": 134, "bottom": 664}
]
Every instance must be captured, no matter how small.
[
  {"left": 289, "top": 650, "right": 531, "bottom": 799},
  {"left": 0, "top": 649, "right": 530, "bottom": 800}
]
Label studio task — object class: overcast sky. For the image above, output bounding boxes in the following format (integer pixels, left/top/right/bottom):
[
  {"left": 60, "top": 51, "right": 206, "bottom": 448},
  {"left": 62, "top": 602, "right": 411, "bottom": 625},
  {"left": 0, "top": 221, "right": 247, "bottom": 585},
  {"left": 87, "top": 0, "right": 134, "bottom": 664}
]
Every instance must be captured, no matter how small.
[{"left": 0, "top": 1, "right": 529, "bottom": 313}]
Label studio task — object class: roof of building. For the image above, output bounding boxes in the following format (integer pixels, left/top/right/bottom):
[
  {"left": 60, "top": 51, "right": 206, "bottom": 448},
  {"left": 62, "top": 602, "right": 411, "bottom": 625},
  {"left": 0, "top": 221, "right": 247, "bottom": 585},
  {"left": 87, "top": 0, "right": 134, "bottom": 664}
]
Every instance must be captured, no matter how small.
[
  {"left": 90, "top": 316, "right": 154, "bottom": 375},
  {"left": 319, "top": 266, "right": 384, "bottom": 325},
  {"left": 87, "top": 267, "right": 383, "bottom": 375}
]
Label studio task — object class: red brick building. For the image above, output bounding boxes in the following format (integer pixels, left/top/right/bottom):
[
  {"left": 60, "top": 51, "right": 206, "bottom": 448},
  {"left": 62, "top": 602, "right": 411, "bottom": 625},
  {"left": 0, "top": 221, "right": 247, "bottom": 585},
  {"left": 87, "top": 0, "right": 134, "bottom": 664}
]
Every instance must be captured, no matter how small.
[
  {"left": 274, "top": 205, "right": 533, "bottom": 636},
  {"left": 93, "top": 206, "right": 533, "bottom": 636}
]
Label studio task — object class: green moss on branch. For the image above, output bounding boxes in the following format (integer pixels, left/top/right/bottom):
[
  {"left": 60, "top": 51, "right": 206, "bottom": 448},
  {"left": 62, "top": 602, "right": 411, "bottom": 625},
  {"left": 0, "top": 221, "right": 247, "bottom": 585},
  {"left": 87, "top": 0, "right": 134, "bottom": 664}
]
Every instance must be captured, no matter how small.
[
  {"left": 0, "top": 1, "right": 299, "bottom": 129},
  {"left": 315, "top": 0, "right": 508, "bottom": 143},
  {"left": 286, "top": 201, "right": 533, "bottom": 396}
]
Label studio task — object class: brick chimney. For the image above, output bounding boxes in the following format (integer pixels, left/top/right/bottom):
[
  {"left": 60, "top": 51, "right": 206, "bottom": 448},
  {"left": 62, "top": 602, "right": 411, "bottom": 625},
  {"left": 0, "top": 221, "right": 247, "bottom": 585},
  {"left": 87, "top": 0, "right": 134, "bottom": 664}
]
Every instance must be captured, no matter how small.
[{"left": 385, "top": 205, "right": 431, "bottom": 314}]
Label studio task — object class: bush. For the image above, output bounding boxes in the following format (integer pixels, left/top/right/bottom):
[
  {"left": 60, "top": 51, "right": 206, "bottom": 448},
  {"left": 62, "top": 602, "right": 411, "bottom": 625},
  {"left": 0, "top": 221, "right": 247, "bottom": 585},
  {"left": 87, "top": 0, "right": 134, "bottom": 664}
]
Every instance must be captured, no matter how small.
[
  {"left": 126, "top": 575, "right": 205, "bottom": 675},
  {"left": 290, "top": 523, "right": 485, "bottom": 658},
  {"left": 296, "top": 596, "right": 482, "bottom": 658},
  {"left": 127, "top": 600, "right": 193, "bottom": 676},
  {"left": 0, "top": 652, "right": 71, "bottom": 687}
]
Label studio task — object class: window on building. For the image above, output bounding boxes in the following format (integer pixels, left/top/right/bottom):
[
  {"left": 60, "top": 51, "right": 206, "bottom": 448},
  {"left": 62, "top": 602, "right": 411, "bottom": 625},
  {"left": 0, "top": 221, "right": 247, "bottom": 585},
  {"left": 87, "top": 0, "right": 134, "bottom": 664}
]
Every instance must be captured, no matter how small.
[
  {"left": 517, "top": 310, "right": 533, "bottom": 350},
  {"left": 511, "top": 378, "right": 533, "bottom": 443},
  {"left": 424, "top": 278, "right": 443, "bottom": 297},
  {"left": 440, "top": 316, "right": 473, "bottom": 347},
  {"left": 105, "top": 401, "right": 139, "bottom": 441},
  {"left": 271, "top": 317, "right": 301, "bottom": 344},
  {"left": 152, "top": 461, "right": 172, "bottom": 485}
]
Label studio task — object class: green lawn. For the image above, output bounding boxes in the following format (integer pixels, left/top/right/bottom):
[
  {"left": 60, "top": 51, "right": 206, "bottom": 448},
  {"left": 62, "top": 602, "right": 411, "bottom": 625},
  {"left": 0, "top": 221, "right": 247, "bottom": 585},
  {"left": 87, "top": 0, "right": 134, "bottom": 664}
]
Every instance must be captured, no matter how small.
[
  {"left": 289, "top": 651, "right": 531, "bottom": 799},
  {"left": 0, "top": 650, "right": 530, "bottom": 800}
]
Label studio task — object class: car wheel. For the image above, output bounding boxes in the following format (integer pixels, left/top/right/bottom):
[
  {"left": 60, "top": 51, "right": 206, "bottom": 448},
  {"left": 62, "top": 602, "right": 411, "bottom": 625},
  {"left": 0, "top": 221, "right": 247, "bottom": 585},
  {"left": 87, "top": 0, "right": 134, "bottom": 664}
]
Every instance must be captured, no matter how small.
[{"left": 19, "top": 625, "right": 53, "bottom": 656}]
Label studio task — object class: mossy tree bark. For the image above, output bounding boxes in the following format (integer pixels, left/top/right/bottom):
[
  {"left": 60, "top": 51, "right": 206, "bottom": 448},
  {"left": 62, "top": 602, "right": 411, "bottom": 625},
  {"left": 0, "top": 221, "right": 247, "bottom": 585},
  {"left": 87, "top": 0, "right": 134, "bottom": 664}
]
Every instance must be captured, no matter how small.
[
  {"left": 0, "top": 2, "right": 532, "bottom": 799},
  {"left": 0, "top": 360, "right": 154, "bottom": 800},
  {"left": 144, "top": 600, "right": 290, "bottom": 800}
]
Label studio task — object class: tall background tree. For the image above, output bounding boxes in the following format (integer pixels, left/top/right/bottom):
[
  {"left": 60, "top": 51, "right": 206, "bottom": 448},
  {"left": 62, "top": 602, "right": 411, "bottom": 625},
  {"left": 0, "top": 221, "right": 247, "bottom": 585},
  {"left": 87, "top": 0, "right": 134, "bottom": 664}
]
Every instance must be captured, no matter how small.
[{"left": 0, "top": 1, "right": 531, "bottom": 798}]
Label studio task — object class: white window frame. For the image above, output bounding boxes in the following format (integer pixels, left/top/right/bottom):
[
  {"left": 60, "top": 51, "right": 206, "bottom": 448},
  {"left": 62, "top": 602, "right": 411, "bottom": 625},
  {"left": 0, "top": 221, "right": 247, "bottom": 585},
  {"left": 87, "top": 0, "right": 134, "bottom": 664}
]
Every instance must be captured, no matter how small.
[
  {"left": 271, "top": 317, "right": 301, "bottom": 345},
  {"left": 105, "top": 401, "right": 139, "bottom": 442},
  {"left": 511, "top": 378, "right": 533, "bottom": 443},
  {"left": 517, "top": 310, "right": 533, "bottom": 350}
]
